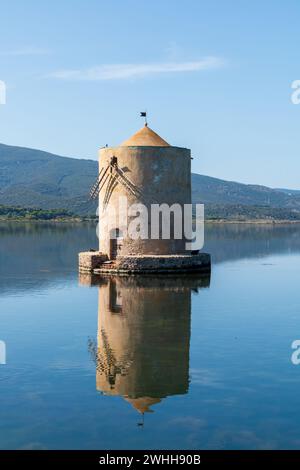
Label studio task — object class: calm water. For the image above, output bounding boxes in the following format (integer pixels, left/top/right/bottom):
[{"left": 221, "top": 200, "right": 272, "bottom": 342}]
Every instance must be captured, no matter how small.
[{"left": 1, "top": 222, "right": 300, "bottom": 450}]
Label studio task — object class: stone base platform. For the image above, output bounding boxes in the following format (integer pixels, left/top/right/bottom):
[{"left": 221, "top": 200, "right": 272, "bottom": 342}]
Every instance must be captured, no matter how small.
[{"left": 79, "top": 251, "right": 211, "bottom": 274}]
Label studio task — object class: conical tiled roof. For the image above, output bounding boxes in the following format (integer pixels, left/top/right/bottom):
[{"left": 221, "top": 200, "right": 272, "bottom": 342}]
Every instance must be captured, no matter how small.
[{"left": 121, "top": 125, "right": 170, "bottom": 147}]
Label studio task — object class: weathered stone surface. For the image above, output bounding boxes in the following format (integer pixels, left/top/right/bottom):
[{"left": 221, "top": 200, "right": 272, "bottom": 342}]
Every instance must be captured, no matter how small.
[
  {"left": 99, "top": 143, "right": 191, "bottom": 257},
  {"left": 79, "top": 251, "right": 108, "bottom": 272},
  {"left": 113, "top": 254, "right": 211, "bottom": 273},
  {"left": 79, "top": 251, "right": 211, "bottom": 274}
]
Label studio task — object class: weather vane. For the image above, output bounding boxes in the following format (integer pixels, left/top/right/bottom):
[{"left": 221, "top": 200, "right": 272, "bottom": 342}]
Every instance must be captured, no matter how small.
[{"left": 140, "top": 111, "right": 147, "bottom": 126}]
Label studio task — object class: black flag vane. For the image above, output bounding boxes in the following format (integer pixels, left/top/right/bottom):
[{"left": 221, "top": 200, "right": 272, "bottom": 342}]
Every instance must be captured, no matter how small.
[{"left": 140, "top": 111, "right": 147, "bottom": 126}]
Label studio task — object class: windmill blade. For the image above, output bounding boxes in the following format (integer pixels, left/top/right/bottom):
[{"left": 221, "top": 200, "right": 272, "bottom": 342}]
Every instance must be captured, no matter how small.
[
  {"left": 90, "top": 158, "right": 160, "bottom": 204},
  {"left": 89, "top": 164, "right": 110, "bottom": 199}
]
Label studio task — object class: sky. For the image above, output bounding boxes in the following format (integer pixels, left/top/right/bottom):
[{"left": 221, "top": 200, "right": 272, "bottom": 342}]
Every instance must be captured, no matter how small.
[{"left": 0, "top": 0, "right": 299, "bottom": 188}]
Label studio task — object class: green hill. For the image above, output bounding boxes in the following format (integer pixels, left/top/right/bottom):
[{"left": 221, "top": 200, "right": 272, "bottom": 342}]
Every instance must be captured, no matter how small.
[
  {"left": 0, "top": 143, "right": 97, "bottom": 214},
  {"left": 191, "top": 174, "right": 300, "bottom": 209},
  {"left": 1, "top": 142, "right": 300, "bottom": 219}
]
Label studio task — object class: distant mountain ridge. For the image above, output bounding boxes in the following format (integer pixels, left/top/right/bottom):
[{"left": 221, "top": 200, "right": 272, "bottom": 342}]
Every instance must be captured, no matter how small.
[
  {"left": 0, "top": 143, "right": 97, "bottom": 214},
  {"left": 191, "top": 174, "right": 300, "bottom": 209},
  {"left": 275, "top": 188, "right": 300, "bottom": 196},
  {"left": 1, "top": 142, "right": 300, "bottom": 216}
]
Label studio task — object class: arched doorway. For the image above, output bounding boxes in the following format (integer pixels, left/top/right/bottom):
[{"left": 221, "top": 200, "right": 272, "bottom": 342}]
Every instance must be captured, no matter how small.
[{"left": 110, "top": 228, "right": 123, "bottom": 260}]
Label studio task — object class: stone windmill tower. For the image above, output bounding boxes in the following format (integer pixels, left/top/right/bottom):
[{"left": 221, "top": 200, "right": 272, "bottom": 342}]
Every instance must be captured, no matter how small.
[{"left": 79, "top": 120, "right": 210, "bottom": 274}]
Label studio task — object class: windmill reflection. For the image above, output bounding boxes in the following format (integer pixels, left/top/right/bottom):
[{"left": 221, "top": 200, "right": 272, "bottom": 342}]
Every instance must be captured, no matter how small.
[{"left": 84, "top": 274, "right": 210, "bottom": 415}]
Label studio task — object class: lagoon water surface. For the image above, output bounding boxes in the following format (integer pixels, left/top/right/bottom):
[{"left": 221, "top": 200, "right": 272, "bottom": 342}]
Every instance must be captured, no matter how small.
[{"left": 0, "top": 222, "right": 300, "bottom": 450}]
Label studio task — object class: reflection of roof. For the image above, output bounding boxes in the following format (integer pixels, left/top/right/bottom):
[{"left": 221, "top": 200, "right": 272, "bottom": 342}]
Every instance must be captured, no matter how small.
[
  {"left": 125, "top": 396, "right": 162, "bottom": 413},
  {"left": 121, "top": 125, "right": 170, "bottom": 147}
]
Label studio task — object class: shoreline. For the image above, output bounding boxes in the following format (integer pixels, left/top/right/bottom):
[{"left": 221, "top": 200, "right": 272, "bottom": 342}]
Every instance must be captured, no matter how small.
[
  {"left": 1, "top": 217, "right": 300, "bottom": 225},
  {"left": 205, "top": 219, "right": 300, "bottom": 225},
  {"left": 0, "top": 217, "right": 96, "bottom": 223}
]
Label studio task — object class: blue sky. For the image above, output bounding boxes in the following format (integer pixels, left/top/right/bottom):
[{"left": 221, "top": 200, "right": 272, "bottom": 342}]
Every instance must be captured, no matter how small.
[{"left": 0, "top": 0, "right": 299, "bottom": 188}]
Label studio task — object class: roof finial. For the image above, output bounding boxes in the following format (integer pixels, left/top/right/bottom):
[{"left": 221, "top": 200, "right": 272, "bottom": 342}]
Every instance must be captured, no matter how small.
[{"left": 140, "top": 111, "right": 148, "bottom": 126}]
